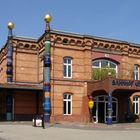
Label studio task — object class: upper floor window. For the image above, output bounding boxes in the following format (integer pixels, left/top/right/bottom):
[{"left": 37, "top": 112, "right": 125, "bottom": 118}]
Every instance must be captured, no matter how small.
[
  {"left": 63, "top": 93, "right": 72, "bottom": 115},
  {"left": 133, "top": 96, "right": 139, "bottom": 115},
  {"left": 134, "top": 65, "right": 139, "bottom": 80},
  {"left": 92, "top": 59, "right": 117, "bottom": 80},
  {"left": 63, "top": 57, "right": 72, "bottom": 78}
]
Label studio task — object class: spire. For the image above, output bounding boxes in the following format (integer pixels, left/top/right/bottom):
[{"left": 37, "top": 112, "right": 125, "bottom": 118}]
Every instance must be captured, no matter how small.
[
  {"left": 7, "top": 22, "right": 14, "bottom": 39},
  {"left": 44, "top": 14, "right": 52, "bottom": 32}
]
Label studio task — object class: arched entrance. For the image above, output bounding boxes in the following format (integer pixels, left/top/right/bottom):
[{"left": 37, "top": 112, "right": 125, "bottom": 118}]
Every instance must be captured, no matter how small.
[{"left": 92, "top": 95, "right": 118, "bottom": 123}]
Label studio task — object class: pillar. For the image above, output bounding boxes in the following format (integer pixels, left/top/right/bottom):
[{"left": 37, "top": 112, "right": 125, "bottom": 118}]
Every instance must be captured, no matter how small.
[
  {"left": 43, "top": 14, "right": 52, "bottom": 122},
  {"left": 6, "top": 22, "right": 14, "bottom": 83},
  {"left": 107, "top": 91, "right": 112, "bottom": 125}
]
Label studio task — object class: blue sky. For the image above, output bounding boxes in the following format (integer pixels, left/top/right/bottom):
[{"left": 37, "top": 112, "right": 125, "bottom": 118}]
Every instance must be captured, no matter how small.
[{"left": 0, "top": 0, "right": 140, "bottom": 48}]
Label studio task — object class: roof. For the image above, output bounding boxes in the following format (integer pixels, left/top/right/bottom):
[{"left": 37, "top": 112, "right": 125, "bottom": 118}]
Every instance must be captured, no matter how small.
[
  {"left": 51, "top": 30, "right": 140, "bottom": 47},
  {"left": 13, "top": 35, "right": 38, "bottom": 42},
  {"left": 1, "top": 29, "right": 140, "bottom": 50}
]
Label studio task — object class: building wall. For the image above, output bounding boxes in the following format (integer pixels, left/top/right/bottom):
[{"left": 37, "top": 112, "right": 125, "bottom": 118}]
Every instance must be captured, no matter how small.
[
  {"left": 0, "top": 47, "right": 7, "bottom": 83},
  {"left": 130, "top": 92, "right": 140, "bottom": 122},
  {"left": 51, "top": 80, "right": 87, "bottom": 122},
  {"left": 14, "top": 90, "right": 43, "bottom": 121},
  {"left": 121, "top": 55, "right": 140, "bottom": 80},
  {"left": 1, "top": 31, "right": 140, "bottom": 123},
  {"left": 0, "top": 55, "right": 7, "bottom": 83},
  {"left": 49, "top": 37, "right": 92, "bottom": 122},
  {"left": 38, "top": 48, "right": 43, "bottom": 83},
  {"left": 13, "top": 47, "right": 39, "bottom": 83}
]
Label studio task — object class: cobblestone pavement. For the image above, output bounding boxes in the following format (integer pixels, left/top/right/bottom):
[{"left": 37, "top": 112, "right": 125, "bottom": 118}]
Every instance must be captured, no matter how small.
[{"left": 0, "top": 122, "right": 140, "bottom": 140}]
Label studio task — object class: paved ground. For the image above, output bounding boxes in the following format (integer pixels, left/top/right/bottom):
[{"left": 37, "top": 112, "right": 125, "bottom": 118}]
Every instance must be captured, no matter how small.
[{"left": 0, "top": 122, "right": 140, "bottom": 140}]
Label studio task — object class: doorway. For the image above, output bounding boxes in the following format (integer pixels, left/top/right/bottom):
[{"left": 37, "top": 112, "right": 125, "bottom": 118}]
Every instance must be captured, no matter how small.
[
  {"left": 6, "top": 95, "right": 13, "bottom": 121},
  {"left": 93, "top": 95, "right": 118, "bottom": 123},
  {"left": 98, "top": 102, "right": 105, "bottom": 123}
]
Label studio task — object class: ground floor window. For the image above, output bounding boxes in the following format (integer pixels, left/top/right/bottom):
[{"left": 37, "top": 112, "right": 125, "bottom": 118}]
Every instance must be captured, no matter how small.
[
  {"left": 133, "top": 96, "right": 139, "bottom": 115},
  {"left": 92, "top": 95, "right": 118, "bottom": 123},
  {"left": 63, "top": 93, "right": 72, "bottom": 115}
]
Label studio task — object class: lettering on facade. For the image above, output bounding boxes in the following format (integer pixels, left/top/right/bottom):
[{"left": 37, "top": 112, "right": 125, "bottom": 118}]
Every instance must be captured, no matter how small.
[{"left": 112, "top": 80, "right": 140, "bottom": 88}]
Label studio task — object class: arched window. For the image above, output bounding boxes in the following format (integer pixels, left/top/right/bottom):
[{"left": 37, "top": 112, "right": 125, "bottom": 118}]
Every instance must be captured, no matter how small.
[
  {"left": 63, "top": 93, "right": 72, "bottom": 115},
  {"left": 63, "top": 57, "right": 72, "bottom": 78},
  {"left": 133, "top": 96, "right": 139, "bottom": 115},
  {"left": 92, "top": 59, "right": 118, "bottom": 80}
]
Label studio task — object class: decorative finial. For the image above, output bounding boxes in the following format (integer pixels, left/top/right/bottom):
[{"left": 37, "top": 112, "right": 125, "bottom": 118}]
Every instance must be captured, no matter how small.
[
  {"left": 7, "top": 22, "right": 14, "bottom": 30},
  {"left": 44, "top": 14, "right": 52, "bottom": 23}
]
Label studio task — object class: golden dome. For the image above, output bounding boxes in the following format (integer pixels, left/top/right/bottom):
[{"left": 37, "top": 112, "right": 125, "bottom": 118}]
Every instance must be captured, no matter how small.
[
  {"left": 44, "top": 14, "right": 52, "bottom": 23},
  {"left": 7, "top": 22, "right": 14, "bottom": 30}
]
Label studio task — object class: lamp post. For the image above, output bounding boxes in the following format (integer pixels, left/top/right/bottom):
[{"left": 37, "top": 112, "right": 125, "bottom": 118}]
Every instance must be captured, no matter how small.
[
  {"left": 42, "top": 14, "right": 52, "bottom": 128},
  {"left": 88, "top": 96, "right": 94, "bottom": 123}
]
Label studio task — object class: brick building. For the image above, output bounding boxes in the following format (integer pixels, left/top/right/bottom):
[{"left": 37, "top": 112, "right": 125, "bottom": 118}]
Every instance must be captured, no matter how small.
[{"left": 0, "top": 16, "right": 140, "bottom": 124}]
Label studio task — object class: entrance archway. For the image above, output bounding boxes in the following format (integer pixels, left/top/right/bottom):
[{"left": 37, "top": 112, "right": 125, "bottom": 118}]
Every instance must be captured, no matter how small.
[{"left": 92, "top": 95, "right": 118, "bottom": 123}]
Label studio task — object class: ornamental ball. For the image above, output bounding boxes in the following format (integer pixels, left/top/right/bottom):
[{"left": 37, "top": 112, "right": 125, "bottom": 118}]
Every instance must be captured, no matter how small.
[
  {"left": 44, "top": 14, "right": 52, "bottom": 23},
  {"left": 7, "top": 22, "right": 14, "bottom": 30}
]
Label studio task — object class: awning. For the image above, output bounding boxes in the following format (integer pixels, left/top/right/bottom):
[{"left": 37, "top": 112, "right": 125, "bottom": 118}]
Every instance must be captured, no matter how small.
[
  {"left": 87, "top": 77, "right": 140, "bottom": 95},
  {"left": 0, "top": 83, "right": 43, "bottom": 91}
]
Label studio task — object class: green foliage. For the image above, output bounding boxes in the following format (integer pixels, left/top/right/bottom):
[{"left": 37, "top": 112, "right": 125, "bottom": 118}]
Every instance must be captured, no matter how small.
[{"left": 92, "top": 67, "right": 116, "bottom": 80}]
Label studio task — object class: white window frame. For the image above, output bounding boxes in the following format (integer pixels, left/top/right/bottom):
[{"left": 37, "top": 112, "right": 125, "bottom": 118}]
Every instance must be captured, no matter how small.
[
  {"left": 63, "top": 94, "right": 72, "bottom": 115},
  {"left": 63, "top": 57, "right": 72, "bottom": 79},
  {"left": 134, "top": 65, "right": 139, "bottom": 80},
  {"left": 133, "top": 96, "right": 139, "bottom": 115}
]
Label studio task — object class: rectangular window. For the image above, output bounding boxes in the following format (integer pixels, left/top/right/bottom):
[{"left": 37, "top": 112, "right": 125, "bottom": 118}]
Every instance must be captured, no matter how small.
[
  {"left": 63, "top": 65, "right": 67, "bottom": 77},
  {"left": 68, "top": 101, "right": 71, "bottom": 114},
  {"left": 68, "top": 66, "right": 71, "bottom": 77},
  {"left": 63, "top": 101, "right": 66, "bottom": 114},
  {"left": 63, "top": 58, "right": 72, "bottom": 78},
  {"left": 133, "top": 96, "right": 139, "bottom": 115},
  {"left": 134, "top": 65, "right": 139, "bottom": 80},
  {"left": 63, "top": 94, "right": 72, "bottom": 115},
  {"left": 101, "top": 60, "right": 108, "bottom": 68}
]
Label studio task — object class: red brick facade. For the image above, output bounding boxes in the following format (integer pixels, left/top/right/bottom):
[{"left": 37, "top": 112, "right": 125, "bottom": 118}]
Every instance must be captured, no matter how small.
[{"left": 0, "top": 29, "right": 140, "bottom": 123}]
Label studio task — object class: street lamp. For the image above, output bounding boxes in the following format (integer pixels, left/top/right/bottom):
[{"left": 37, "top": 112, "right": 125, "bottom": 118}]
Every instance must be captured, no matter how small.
[{"left": 88, "top": 96, "right": 94, "bottom": 123}]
